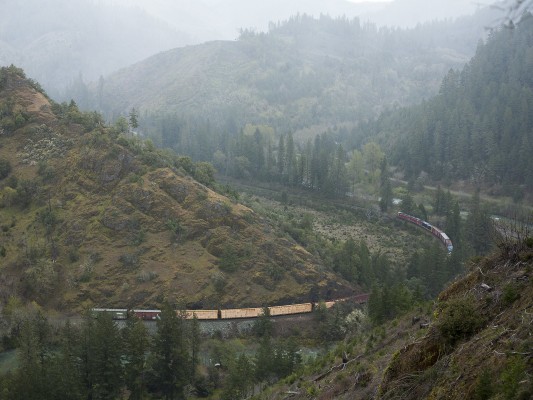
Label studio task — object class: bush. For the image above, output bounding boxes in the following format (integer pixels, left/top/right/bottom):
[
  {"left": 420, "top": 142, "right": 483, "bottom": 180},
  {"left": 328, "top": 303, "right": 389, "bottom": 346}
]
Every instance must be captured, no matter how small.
[
  {"left": 16, "top": 179, "right": 38, "bottom": 208},
  {"left": 0, "top": 158, "right": 11, "bottom": 180},
  {"left": 500, "top": 356, "right": 528, "bottom": 400},
  {"left": 437, "top": 297, "right": 486, "bottom": 346},
  {"left": 218, "top": 246, "right": 240, "bottom": 273},
  {"left": 119, "top": 253, "right": 139, "bottom": 269},
  {"left": 37, "top": 161, "right": 56, "bottom": 182},
  {"left": 502, "top": 284, "right": 520, "bottom": 305},
  {"left": 473, "top": 368, "right": 493, "bottom": 400}
]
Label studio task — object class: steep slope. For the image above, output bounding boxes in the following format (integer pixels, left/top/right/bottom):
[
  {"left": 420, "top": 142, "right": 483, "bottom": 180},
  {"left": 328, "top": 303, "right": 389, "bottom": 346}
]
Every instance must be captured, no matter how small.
[
  {"left": 378, "top": 240, "right": 533, "bottom": 399},
  {"left": 256, "top": 239, "right": 533, "bottom": 399},
  {"left": 363, "top": 13, "right": 533, "bottom": 193},
  {"left": 0, "top": 67, "right": 354, "bottom": 312},
  {"left": 94, "top": 13, "right": 495, "bottom": 132}
]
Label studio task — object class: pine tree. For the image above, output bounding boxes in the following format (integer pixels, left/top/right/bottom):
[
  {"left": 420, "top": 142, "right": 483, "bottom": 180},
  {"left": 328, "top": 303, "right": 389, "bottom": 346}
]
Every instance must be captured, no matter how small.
[
  {"left": 151, "top": 303, "right": 189, "bottom": 400},
  {"left": 129, "top": 107, "right": 139, "bottom": 133},
  {"left": 123, "top": 315, "right": 150, "bottom": 400},
  {"left": 465, "top": 190, "right": 494, "bottom": 255},
  {"left": 91, "top": 312, "right": 123, "bottom": 400}
]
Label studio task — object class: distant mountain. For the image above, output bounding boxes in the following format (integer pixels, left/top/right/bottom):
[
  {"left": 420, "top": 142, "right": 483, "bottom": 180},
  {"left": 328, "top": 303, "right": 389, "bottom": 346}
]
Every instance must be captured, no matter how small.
[
  {"left": 0, "top": 0, "right": 498, "bottom": 102},
  {"left": 0, "top": 66, "right": 352, "bottom": 310},
  {"left": 91, "top": 12, "right": 496, "bottom": 133},
  {"left": 0, "top": 0, "right": 192, "bottom": 98}
]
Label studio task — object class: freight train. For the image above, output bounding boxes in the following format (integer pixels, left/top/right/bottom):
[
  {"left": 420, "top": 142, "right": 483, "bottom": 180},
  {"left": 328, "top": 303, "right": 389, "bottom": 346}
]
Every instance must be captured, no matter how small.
[
  {"left": 92, "top": 293, "right": 370, "bottom": 321},
  {"left": 397, "top": 212, "right": 453, "bottom": 253}
]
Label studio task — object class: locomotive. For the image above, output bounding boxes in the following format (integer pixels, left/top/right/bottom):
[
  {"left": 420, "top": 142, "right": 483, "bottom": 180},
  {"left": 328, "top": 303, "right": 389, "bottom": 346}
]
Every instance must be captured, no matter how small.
[{"left": 397, "top": 212, "right": 453, "bottom": 253}]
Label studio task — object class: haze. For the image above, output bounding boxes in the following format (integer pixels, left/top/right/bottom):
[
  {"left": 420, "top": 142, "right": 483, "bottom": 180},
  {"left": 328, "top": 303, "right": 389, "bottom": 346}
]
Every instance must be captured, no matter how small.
[{"left": 0, "top": 0, "right": 497, "bottom": 98}]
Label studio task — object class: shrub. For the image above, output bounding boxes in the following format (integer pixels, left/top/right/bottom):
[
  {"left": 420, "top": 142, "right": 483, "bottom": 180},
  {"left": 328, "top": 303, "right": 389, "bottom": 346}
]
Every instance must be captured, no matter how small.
[
  {"left": 266, "top": 264, "right": 284, "bottom": 282},
  {"left": 137, "top": 270, "right": 158, "bottom": 283},
  {"left": 166, "top": 218, "right": 186, "bottom": 242},
  {"left": 119, "top": 253, "right": 139, "bottom": 269},
  {"left": 6, "top": 175, "right": 17, "bottom": 189},
  {"left": 218, "top": 246, "right": 240, "bottom": 273},
  {"left": 0, "top": 158, "right": 11, "bottom": 180},
  {"left": 37, "top": 161, "right": 56, "bottom": 182},
  {"left": 130, "top": 229, "right": 146, "bottom": 246},
  {"left": 211, "top": 272, "right": 227, "bottom": 293},
  {"left": 473, "top": 368, "right": 493, "bottom": 400},
  {"left": 500, "top": 356, "right": 528, "bottom": 400},
  {"left": 16, "top": 179, "right": 38, "bottom": 208},
  {"left": 437, "top": 297, "right": 486, "bottom": 346},
  {"left": 502, "top": 284, "right": 520, "bottom": 305}
]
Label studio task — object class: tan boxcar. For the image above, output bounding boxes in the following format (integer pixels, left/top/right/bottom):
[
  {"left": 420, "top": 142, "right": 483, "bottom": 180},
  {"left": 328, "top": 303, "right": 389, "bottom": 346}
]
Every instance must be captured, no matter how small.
[
  {"left": 221, "top": 307, "right": 263, "bottom": 319},
  {"left": 185, "top": 310, "right": 219, "bottom": 320},
  {"left": 269, "top": 303, "right": 312, "bottom": 316}
]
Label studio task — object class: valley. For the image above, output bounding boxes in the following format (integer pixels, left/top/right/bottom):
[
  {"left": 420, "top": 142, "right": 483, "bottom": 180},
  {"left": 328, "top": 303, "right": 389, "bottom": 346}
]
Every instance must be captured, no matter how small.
[{"left": 1, "top": 2, "right": 533, "bottom": 399}]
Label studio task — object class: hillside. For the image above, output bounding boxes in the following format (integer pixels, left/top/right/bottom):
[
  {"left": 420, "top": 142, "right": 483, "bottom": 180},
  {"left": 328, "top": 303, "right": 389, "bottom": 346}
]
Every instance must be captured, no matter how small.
[
  {"left": 360, "top": 13, "right": 533, "bottom": 196},
  {"left": 92, "top": 13, "right": 495, "bottom": 132},
  {"left": 256, "top": 238, "right": 533, "bottom": 399},
  {"left": 0, "top": 66, "right": 354, "bottom": 312}
]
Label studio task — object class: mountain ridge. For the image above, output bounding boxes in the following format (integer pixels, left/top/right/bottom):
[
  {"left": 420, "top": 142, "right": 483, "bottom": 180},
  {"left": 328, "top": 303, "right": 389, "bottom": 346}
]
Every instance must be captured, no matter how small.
[{"left": 0, "top": 66, "right": 354, "bottom": 312}]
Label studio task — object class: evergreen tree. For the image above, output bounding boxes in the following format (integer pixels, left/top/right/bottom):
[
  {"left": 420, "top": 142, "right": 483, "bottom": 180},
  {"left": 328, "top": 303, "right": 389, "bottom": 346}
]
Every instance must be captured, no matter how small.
[
  {"left": 277, "top": 135, "right": 285, "bottom": 178},
  {"left": 123, "top": 315, "right": 150, "bottom": 400},
  {"left": 129, "top": 107, "right": 139, "bottom": 132},
  {"left": 465, "top": 190, "right": 494, "bottom": 255},
  {"left": 223, "top": 354, "right": 254, "bottom": 400},
  {"left": 379, "top": 157, "right": 393, "bottom": 212},
  {"left": 91, "top": 313, "right": 123, "bottom": 400},
  {"left": 50, "top": 321, "right": 83, "bottom": 400},
  {"left": 189, "top": 316, "right": 201, "bottom": 384},
  {"left": 151, "top": 303, "right": 189, "bottom": 400},
  {"left": 253, "top": 307, "right": 273, "bottom": 338}
]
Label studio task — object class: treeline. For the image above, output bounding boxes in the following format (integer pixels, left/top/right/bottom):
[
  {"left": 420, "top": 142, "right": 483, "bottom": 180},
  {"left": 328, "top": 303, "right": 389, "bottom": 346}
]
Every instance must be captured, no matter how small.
[
  {"left": 141, "top": 114, "right": 390, "bottom": 198},
  {"left": 0, "top": 302, "right": 307, "bottom": 400},
  {"left": 0, "top": 303, "right": 197, "bottom": 400},
  {"left": 338, "top": 186, "right": 495, "bottom": 325},
  {"left": 360, "top": 13, "right": 533, "bottom": 196},
  {"left": 74, "top": 10, "right": 492, "bottom": 133}
]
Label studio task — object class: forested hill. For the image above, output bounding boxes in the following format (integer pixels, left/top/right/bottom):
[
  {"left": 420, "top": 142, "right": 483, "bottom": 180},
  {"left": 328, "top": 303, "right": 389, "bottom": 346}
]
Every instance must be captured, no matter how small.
[
  {"left": 0, "top": 66, "right": 353, "bottom": 311},
  {"left": 363, "top": 13, "right": 533, "bottom": 195},
  {"left": 88, "top": 12, "right": 494, "bottom": 132}
]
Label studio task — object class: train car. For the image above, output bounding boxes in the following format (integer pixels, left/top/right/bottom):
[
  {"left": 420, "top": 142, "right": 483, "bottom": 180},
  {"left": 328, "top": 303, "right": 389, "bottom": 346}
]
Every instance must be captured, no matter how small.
[
  {"left": 398, "top": 212, "right": 453, "bottom": 253},
  {"left": 431, "top": 226, "right": 453, "bottom": 253},
  {"left": 92, "top": 308, "right": 128, "bottom": 320},
  {"left": 268, "top": 303, "right": 313, "bottom": 316},
  {"left": 421, "top": 221, "right": 432, "bottom": 231},
  {"left": 221, "top": 307, "right": 263, "bottom": 319},
  {"left": 185, "top": 309, "right": 220, "bottom": 320},
  {"left": 133, "top": 309, "right": 161, "bottom": 320},
  {"left": 353, "top": 293, "right": 370, "bottom": 304}
]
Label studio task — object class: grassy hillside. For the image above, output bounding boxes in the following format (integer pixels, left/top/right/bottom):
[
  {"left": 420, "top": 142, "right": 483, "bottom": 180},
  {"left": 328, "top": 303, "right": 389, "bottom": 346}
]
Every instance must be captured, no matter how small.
[
  {"left": 0, "top": 66, "right": 354, "bottom": 312},
  {"left": 93, "top": 13, "right": 493, "bottom": 132},
  {"left": 255, "top": 238, "right": 533, "bottom": 399}
]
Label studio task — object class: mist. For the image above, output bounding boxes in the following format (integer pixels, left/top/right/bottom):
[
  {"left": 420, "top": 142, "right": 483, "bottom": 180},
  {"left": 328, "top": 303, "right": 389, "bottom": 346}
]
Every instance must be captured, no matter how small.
[{"left": 0, "top": 0, "right": 496, "bottom": 99}]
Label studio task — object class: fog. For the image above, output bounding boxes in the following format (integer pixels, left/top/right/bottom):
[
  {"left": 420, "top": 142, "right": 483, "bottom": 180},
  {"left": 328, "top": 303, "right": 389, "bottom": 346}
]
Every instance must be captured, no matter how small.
[
  {"left": 113, "top": 0, "right": 494, "bottom": 40},
  {"left": 0, "top": 0, "right": 503, "bottom": 98}
]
